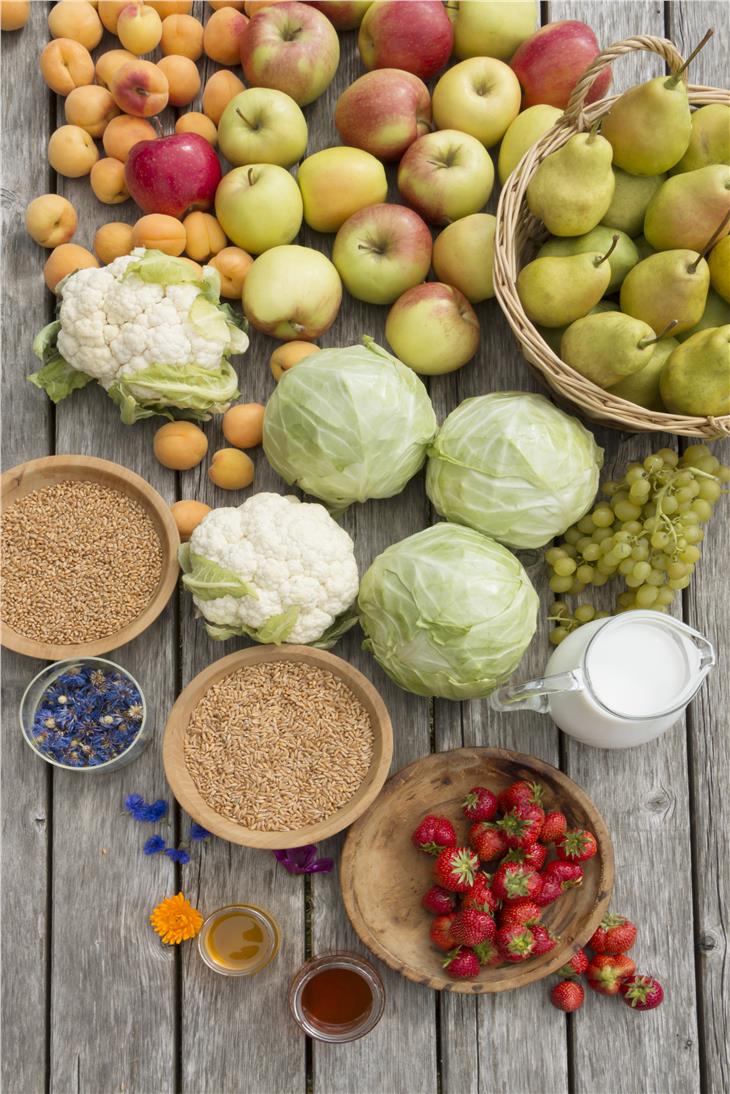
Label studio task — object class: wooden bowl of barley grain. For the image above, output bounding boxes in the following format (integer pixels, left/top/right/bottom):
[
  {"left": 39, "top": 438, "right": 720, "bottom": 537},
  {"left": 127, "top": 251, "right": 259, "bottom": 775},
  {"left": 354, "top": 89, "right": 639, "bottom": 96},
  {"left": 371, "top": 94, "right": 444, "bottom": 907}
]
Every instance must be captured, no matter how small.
[
  {"left": 0, "top": 455, "right": 180, "bottom": 661},
  {"left": 163, "top": 646, "right": 394, "bottom": 849}
]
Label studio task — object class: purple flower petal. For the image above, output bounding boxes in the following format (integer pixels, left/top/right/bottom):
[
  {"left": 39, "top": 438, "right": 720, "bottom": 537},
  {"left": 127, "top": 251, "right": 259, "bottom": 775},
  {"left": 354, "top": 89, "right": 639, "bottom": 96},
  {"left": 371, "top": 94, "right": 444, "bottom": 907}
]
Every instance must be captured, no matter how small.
[{"left": 272, "top": 845, "right": 333, "bottom": 875}]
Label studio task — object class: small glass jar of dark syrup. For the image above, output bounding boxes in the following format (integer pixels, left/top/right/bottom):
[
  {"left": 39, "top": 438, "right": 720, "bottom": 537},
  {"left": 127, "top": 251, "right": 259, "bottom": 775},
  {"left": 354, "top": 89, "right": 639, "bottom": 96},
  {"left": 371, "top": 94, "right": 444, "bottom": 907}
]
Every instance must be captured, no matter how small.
[{"left": 289, "top": 952, "right": 385, "bottom": 1043}]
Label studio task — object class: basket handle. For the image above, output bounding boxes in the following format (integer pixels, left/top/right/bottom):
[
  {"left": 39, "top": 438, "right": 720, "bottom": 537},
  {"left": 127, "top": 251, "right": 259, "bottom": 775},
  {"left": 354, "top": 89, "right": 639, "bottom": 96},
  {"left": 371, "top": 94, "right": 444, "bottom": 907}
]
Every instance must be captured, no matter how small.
[{"left": 563, "top": 34, "right": 690, "bottom": 129}]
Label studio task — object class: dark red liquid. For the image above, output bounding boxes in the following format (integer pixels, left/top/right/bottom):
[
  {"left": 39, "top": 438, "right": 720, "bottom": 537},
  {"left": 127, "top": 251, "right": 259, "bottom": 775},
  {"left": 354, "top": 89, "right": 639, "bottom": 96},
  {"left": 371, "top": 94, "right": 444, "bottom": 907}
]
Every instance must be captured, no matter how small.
[{"left": 301, "top": 966, "right": 373, "bottom": 1026}]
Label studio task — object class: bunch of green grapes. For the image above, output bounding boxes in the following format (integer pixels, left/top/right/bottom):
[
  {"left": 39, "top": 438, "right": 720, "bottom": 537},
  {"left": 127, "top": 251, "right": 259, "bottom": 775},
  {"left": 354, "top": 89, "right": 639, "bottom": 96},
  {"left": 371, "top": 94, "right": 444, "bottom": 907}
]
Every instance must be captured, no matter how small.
[{"left": 546, "top": 444, "right": 730, "bottom": 645}]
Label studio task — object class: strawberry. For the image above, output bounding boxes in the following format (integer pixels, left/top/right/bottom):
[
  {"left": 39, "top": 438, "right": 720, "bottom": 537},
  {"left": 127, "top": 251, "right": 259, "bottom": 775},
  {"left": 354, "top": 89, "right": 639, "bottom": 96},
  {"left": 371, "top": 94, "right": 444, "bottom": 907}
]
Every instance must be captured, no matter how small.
[
  {"left": 556, "top": 828, "right": 598, "bottom": 863},
  {"left": 540, "top": 810, "right": 567, "bottom": 844},
  {"left": 498, "top": 898, "right": 541, "bottom": 929},
  {"left": 430, "top": 913, "right": 459, "bottom": 952},
  {"left": 411, "top": 814, "right": 458, "bottom": 855},
  {"left": 462, "top": 786, "right": 498, "bottom": 822},
  {"left": 497, "top": 779, "right": 545, "bottom": 814},
  {"left": 586, "top": 954, "right": 636, "bottom": 996},
  {"left": 534, "top": 875, "right": 563, "bottom": 907},
  {"left": 443, "top": 947, "right": 480, "bottom": 979},
  {"left": 543, "top": 860, "right": 584, "bottom": 889},
  {"left": 421, "top": 885, "right": 458, "bottom": 916},
  {"left": 557, "top": 949, "right": 589, "bottom": 978},
  {"left": 433, "top": 846, "right": 479, "bottom": 892},
  {"left": 619, "top": 974, "right": 665, "bottom": 1011},
  {"left": 462, "top": 872, "right": 500, "bottom": 914},
  {"left": 469, "top": 821, "right": 509, "bottom": 862},
  {"left": 492, "top": 861, "right": 543, "bottom": 903},
  {"left": 451, "top": 909, "right": 496, "bottom": 947},
  {"left": 496, "top": 924, "right": 536, "bottom": 962},
  {"left": 550, "top": 980, "right": 585, "bottom": 1012},
  {"left": 588, "top": 914, "right": 637, "bottom": 955},
  {"left": 497, "top": 803, "right": 544, "bottom": 849},
  {"left": 473, "top": 939, "right": 502, "bottom": 967},
  {"left": 502, "top": 843, "right": 548, "bottom": 871},
  {"left": 531, "top": 924, "right": 558, "bottom": 955}
]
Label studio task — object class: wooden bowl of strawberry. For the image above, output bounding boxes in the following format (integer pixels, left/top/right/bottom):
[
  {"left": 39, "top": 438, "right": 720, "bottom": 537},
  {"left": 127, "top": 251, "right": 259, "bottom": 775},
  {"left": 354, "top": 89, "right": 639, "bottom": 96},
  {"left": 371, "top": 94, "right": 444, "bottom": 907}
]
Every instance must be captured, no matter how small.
[{"left": 340, "top": 747, "right": 614, "bottom": 992}]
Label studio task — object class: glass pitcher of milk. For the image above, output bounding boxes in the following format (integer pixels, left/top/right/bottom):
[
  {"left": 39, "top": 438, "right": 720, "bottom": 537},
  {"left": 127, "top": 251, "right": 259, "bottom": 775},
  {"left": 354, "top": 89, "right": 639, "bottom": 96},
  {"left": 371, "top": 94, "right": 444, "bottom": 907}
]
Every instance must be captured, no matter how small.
[{"left": 490, "top": 611, "right": 715, "bottom": 749}]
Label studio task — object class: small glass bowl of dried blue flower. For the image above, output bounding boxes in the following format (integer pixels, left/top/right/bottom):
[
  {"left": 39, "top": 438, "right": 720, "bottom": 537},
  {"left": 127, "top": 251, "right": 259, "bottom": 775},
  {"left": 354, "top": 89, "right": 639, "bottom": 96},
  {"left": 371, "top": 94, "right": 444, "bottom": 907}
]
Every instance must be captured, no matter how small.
[{"left": 20, "top": 658, "right": 150, "bottom": 772}]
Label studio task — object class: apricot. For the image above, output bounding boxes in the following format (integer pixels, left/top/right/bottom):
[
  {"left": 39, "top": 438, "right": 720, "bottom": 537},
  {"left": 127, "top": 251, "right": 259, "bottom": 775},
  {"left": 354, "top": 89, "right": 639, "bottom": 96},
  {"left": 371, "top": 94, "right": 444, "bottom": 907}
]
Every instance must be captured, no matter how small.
[
  {"left": 64, "top": 85, "right": 120, "bottom": 139},
  {"left": 156, "top": 55, "right": 200, "bottom": 107},
  {"left": 44, "top": 244, "right": 98, "bottom": 293},
  {"left": 1, "top": 0, "right": 30, "bottom": 30},
  {"left": 183, "top": 211, "right": 226, "bottom": 262},
  {"left": 160, "top": 12, "right": 203, "bottom": 58},
  {"left": 93, "top": 221, "right": 135, "bottom": 263},
  {"left": 40, "top": 39, "right": 94, "bottom": 96},
  {"left": 244, "top": 0, "right": 284, "bottom": 14},
  {"left": 48, "top": 124, "right": 99, "bottom": 178},
  {"left": 25, "top": 195, "right": 78, "bottom": 249},
  {"left": 103, "top": 115, "right": 157, "bottom": 162},
  {"left": 269, "top": 341, "right": 320, "bottom": 382},
  {"left": 222, "top": 403, "right": 265, "bottom": 449},
  {"left": 48, "top": 1, "right": 102, "bottom": 48},
  {"left": 117, "top": 2, "right": 163, "bottom": 53},
  {"left": 202, "top": 69, "right": 244, "bottom": 126},
  {"left": 147, "top": 0, "right": 192, "bottom": 14},
  {"left": 203, "top": 6, "right": 248, "bottom": 65},
  {"left": 95, "top": 49, "right": 136, "bottom": 90},
  {"left": 110, "top": 59, "right": 169, "bottom": 117},
  {"left": 153, "top": 421, "right": 208, "bottom": 470},
  {"left": 209, "top": 246, "right": 252, "bottom": 298},
  {"left": 170, "top": 499, "right": 211, "bottom": 541},
  {"left": 132, "top": 214, "right": 187, "bottom": 255},
  {"left": 208, "top": 448, "right": 254, "bottom": 490},
  {"left": 90, "top": 157, "right": 130, "bottom": 203},
  {"left": 98, "top": 0, "right": 127, "bottom": 31},
  {"left": 175, "top": 111, "right": 217, "bottom": 146}
]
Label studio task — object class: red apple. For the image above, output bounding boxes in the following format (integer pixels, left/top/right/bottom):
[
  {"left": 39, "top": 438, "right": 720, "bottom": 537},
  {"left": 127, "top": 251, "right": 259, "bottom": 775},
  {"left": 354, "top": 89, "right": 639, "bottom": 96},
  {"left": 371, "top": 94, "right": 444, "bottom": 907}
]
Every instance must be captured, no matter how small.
[
  {"left": 335, "top": 69, "right": 431, "bottom": 162},
  {"left": 241, "top": 1, "right": 340, "bottom": 107},
  {"left": 307, "top": 0, "right": 372, "bottom": 29},
  {"left": 332, "top": 203, "right": 432, "bottom": 305},
  {"left": 358, "top": 0, "right": 453, "bottom": 82},
  {"left": 385, "top": 282, "right": 480, "bottom": 375},
  {"left": 510, "top": 20, "right": 612, "bottom": 109},
  {"left": 125, "top": 133, "right": 222, "bottom": 217}
]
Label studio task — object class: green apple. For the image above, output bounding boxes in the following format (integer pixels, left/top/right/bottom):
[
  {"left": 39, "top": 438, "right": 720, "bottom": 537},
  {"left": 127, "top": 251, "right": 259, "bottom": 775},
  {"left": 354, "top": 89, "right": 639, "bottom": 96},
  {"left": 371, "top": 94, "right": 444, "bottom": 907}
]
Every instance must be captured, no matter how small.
[
  {"left": 297, "top": 146, "right": 388, "bottom": 233},
  {"left": 332, "top": 202, "right": 432, "bottom": 305},
  {"left": 448, "top": 0, "right": 538, "bottom": 61},
  {"left": 243, "top": 244, "right": 342, "bottom": 340},
  {"left": 397, "top": 129, "right": 494, "bottom": 226},
  {"left": 218, "top": 88, "right": 308, "bottom": 168},
  {"left": 498, "top": 104, "right": 562, "bottom": 184},
  {"left": 432, "top": 57, "right": 521, "bottom": 149},
  {"left": 214, "top": 164, "right": 303, "bottom": 255},
  {"left": 432, "top": 213, "right": 496, "bottom": 303},
  {"left": 385, "top": 282, "right": 480, "bottom": 374}
]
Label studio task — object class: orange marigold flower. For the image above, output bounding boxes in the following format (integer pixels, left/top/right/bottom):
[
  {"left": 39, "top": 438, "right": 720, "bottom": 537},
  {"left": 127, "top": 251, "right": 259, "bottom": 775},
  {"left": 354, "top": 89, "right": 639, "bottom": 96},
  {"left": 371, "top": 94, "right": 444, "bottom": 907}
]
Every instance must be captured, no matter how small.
[{"left": 150, "top": 892, "right": 203, "bottom": 945}]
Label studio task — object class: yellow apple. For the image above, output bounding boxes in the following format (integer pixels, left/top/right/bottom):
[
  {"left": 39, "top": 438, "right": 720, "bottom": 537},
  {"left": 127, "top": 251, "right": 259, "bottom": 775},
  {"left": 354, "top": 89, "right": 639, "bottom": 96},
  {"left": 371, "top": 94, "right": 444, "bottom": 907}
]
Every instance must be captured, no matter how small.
[
  {"left": 448, "top": 0, "right": 537, "bottom": 61},
  {"left": 385, "top": 282, "right": 480, "bottom": 374},
  {"left": 498, "top": 104, "right": 562, "bottom": 184},
  {"left": 433, "top": 57, "right": 521, "bottom": 149},
  {"left": 297, "top": 146, "right": 387, "bottom": 234}
]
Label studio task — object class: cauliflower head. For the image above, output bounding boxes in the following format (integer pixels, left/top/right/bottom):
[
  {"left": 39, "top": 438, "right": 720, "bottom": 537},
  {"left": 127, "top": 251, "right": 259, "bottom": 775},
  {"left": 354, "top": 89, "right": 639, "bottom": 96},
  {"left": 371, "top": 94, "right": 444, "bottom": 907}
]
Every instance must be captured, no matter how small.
[
  {"left": 180, "top": 493, "right": 360, "bottom": 647},
  {"left": 30, "top": 249, "right": 248, "bottom": 423}
]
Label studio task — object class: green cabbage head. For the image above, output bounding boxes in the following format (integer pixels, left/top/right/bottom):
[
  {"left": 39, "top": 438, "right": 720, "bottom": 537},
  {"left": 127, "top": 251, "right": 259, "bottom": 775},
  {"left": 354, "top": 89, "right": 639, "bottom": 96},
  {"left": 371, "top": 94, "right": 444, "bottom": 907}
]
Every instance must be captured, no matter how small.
[
  {"left": 358, "top": 523, "right": 539, "bottom": 700},
  {"left": 426, "top": 392, "right": 603, "bottom": 549},
  {"left": 263, "top": 338, "right": 437, "bottom": 510}
]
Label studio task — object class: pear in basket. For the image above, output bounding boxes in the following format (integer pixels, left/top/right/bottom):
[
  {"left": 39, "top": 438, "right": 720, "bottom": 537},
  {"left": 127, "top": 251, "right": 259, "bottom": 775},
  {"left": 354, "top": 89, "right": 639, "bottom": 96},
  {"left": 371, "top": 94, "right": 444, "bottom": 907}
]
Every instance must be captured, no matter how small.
[
  {"left": 608, "top": 337, "right": 678, "bottom": 410},
  {"left": 660, "top": 325, "right": 730, "bottom": 416},
  {"left": 675, "top": 289, "right": 730, "bottom": 342},
  {"left": 516, "top": 241, "right": 615, "bottom": 328},
  {"left": 620, "top": 249, "right": 709, "bottom": 336},
  {"left": 643, "top": 165, "right": 730, "bottom": 252},
  {"left": 601, "top": 168, "right": 666, "bottom": 237},
  {"left": 709, "top": 238, "right": 730, "bottom": 302},
  {"left": 600, "top": 32, "right": 713, "bottom": 176},
  {"left": 560, "top": 311, "right": 672, "bottom": 388},
  {"left": 526, "top": 130, "right": 614, "bottom": 236},
  {"left": 670, "top": 103, "right": 730, "bottom": 174},
  {"left": 537, "top": 226, "right": 639, "bottom": 293}
]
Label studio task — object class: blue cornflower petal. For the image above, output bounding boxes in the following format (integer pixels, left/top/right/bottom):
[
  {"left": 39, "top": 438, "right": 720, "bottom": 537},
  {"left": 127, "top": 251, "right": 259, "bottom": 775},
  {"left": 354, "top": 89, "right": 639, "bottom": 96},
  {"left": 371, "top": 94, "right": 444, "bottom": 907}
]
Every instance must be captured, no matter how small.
[
  {"left": 164, "top": 848, "right": 190, "bottom": 865},
  {"left": 124, "top": 793, "right": 146, "bottom": 819},
  {"left": 146, "top": 799, "right": 168, "bottom": 822},
  {"left": 189, "top": 823, "right": 211, "bottom": 842},
  {"left": 144, "top": 835, "right": 167, "bottom": 855}
]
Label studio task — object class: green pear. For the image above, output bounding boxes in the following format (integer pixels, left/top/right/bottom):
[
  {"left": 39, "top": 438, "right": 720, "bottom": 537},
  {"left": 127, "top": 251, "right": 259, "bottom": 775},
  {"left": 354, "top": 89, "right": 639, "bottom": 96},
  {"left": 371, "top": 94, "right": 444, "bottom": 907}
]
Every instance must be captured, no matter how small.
[
  {"left": 526, "top": 131, "right": 615, "bottom": 236},
  {"left": 537, "top": 300, "right": 614, "bottom": 355},
  {"left": 675, "top": 289, "right": 730, "bottom": 341},
  {"left": 601, "top": 169, "right": 666, "bottom": 237},
  {"left": 517, "top": 244, "right": 616, "bottom": 328},
  {"left": 620, "top": 250, "right": 710, "bottom": 335},
  {"left": 537, "top": 227, "right": 639, "bottom": 292},
  {"left": 644, "top": 165, "right": 730, "bottom": 251},
  {"left": 660, "top": 325, "right": 730, "bottom": 416},
  {"left": 498, "top": 104, "right": 562, "bottom": 184},
  {"left": 560, "top": 311, "right": 663, "bottom": 387},
  {"left": 633, "top": 236, "right": 655, "bottom": 261},
  {"left": 608, "top": 337, "right": 678, "bottom": 410},
  {"left": 708, "top": 236, "right": 730, "bottom": 302},
  {"left": 670, "top": 104, "right": 730, "bottom": 174}
]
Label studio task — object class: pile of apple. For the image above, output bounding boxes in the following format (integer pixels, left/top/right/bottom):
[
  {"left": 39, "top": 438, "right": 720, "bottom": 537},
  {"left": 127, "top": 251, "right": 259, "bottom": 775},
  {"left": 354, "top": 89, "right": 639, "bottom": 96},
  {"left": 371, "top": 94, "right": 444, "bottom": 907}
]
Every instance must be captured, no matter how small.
[{"left": 23, "top": 0, "right": 617, "bottom": 378}]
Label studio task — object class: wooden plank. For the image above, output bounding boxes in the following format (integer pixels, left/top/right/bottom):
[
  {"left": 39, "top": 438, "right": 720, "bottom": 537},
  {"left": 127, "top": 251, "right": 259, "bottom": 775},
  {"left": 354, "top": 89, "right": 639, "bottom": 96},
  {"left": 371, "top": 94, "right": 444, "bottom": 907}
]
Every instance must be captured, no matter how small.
[
  {"left": 46, "top": 22, "right": 177, "bottom": 1094},
  {"left": 0, "top": 4, "right": 55, "bottom": 1091},
  {"left": 667, "top": 8, "right": 730, "bottom": 1093}
]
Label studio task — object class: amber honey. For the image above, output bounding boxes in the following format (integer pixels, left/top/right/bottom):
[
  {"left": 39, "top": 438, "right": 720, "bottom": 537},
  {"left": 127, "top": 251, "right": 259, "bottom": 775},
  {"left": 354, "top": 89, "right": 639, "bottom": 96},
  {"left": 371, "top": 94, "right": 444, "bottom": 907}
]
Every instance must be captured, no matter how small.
[
  {"left": 290, "top": 953, "right": 385, "bottom": 1042},
  {"left": 198, "top": 904, "right": 280, "bottom": 977},
  {"left": 301, "top": 966, "right": 373, "bottom": 1026}
]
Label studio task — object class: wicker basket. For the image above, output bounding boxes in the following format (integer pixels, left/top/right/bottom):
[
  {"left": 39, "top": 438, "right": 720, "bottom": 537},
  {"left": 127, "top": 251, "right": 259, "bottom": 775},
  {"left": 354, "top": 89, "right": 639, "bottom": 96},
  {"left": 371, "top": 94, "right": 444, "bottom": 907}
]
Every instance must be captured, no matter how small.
[{"left": 494, "top": 35, "right": 730, "bottom": 439}]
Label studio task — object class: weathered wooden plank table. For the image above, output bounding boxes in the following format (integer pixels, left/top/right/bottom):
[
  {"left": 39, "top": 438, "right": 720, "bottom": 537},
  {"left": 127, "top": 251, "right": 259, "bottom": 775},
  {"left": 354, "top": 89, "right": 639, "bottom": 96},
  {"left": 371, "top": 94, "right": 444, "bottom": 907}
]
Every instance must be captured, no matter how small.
[{"left": 2, "top": 2, "right": 728, "bottom": 1092}]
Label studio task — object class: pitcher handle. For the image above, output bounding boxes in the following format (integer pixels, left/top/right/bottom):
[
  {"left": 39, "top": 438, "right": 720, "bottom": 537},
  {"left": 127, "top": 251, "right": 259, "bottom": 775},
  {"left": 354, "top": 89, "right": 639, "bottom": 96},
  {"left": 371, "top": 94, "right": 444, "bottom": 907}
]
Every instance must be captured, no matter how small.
[{"left": 489, "top": 670, "right": 585, "bottom": 714}]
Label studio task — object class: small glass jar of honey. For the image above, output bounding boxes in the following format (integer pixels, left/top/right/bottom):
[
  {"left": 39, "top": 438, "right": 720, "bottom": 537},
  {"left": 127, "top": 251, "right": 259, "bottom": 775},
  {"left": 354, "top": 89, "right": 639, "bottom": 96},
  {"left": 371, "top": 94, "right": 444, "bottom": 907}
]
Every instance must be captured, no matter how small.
[
  {"left": 289, "top": 952, "right": 385, "bottom": 1042},
  {"left": 197, "top": 904, "right": 280, "bottom": 977}
]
